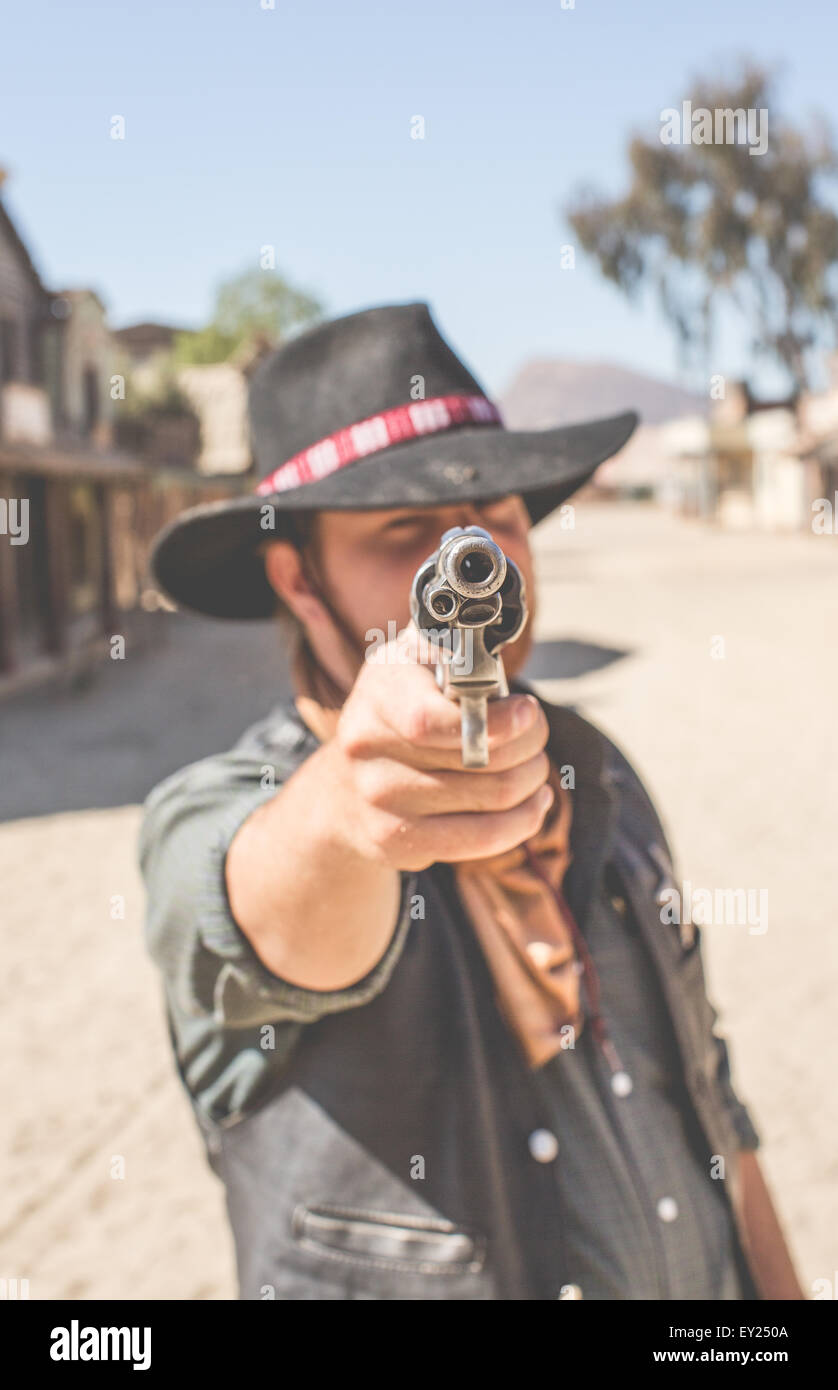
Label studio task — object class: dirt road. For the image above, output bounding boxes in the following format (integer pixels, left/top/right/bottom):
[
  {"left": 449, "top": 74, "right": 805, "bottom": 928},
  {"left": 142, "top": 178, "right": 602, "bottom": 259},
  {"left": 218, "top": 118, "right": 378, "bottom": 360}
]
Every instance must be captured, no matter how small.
[{"left": 2, "top": 500, "right": 835, "bottom": 1299}]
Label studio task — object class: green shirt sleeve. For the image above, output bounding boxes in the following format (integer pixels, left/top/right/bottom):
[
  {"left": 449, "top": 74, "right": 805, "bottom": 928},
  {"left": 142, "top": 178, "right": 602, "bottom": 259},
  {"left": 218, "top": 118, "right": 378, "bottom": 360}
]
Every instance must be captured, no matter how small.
[{"left": 138, "top": 726, "right": 418, "bottom": 1128}]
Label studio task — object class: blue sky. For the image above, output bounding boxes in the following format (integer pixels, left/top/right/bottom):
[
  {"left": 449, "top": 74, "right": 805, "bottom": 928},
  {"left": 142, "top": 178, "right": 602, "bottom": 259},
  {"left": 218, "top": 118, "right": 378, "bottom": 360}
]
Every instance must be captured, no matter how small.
[{"left": 2, "top": 0, "right": 836, "bottom": 397}]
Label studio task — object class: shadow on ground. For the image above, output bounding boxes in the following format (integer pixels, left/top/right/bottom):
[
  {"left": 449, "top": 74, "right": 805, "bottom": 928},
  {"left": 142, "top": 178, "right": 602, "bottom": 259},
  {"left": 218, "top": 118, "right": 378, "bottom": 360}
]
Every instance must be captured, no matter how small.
[
  {"left": 0, "top": 616, "right": 629, "bottom": 821},
  {"left": 523, "top": 638, "right": 628, "bottom": 681}
]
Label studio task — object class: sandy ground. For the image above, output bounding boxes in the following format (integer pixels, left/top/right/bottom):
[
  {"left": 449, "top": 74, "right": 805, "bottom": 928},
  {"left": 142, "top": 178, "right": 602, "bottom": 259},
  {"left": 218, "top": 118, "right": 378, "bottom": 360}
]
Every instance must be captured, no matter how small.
[{"left": 1, "top": 499, "right": 836, "bottom": 1300}]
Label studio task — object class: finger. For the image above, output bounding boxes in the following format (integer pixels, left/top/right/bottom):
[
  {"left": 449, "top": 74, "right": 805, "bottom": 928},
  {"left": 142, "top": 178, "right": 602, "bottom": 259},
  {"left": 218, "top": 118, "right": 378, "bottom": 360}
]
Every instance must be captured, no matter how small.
[
  {"left": 361, "top": 623, "right": 428, "bottom": 675},
  {"left": 358, "top": 692, "right": 547, "bottom": 771},
  {"left": 404, "top": 782, "right": 557, "bottom": 864},
  {"left": 389, "top": 619, "right": 449, "bottom": 668},
  {"left": 362, "top": 750, "right": 551, "bottom": 817},
  {"left": 379, "top": 677, "right": 542, "bottom": 750},
  {"left": 373, "top": 622, "right": 528, "bottom": 739}
]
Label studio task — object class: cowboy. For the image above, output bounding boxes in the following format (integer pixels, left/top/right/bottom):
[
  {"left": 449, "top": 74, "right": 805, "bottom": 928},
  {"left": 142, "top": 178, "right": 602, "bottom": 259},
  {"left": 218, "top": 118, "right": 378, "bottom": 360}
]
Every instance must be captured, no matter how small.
[{"left": 139, "top": 302, "right": 803, "bottom": 1301}]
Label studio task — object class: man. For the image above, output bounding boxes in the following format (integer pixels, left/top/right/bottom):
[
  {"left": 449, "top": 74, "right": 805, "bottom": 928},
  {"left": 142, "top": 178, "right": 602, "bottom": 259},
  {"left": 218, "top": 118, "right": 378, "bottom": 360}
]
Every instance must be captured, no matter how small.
[{"left": 140, "top": 302, "right": 803, "bottom": 1301}]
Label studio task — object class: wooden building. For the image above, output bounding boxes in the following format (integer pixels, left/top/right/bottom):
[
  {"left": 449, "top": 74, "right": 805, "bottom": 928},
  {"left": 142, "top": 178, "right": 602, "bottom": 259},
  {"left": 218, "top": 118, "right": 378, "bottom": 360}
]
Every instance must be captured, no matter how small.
[{"left": 0, "top": 178, "right": 249, "bottom": 691}]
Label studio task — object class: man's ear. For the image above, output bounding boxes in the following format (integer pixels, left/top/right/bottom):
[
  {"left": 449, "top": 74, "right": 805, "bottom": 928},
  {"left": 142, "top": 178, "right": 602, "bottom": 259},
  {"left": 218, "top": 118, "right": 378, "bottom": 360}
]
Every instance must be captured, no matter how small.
[{"left": 263, "top": 540, "right": 323, "bottom": 624}]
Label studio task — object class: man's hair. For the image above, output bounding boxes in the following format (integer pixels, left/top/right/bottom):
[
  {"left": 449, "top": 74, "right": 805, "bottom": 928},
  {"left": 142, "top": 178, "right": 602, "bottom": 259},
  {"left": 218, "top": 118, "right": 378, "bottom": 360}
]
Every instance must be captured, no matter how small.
[
  {"left": 274, "top": 511, "right": 353, "bottom": 707},
  {"left": 274, "top": 511, "right": 320, "bottom": 648}
]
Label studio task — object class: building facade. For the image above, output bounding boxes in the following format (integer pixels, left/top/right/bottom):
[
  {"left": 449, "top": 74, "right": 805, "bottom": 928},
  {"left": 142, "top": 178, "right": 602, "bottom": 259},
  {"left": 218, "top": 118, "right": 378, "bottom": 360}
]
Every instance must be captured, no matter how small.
[{"left": 0, "top": 180, "right": 249, "bottom": 691}]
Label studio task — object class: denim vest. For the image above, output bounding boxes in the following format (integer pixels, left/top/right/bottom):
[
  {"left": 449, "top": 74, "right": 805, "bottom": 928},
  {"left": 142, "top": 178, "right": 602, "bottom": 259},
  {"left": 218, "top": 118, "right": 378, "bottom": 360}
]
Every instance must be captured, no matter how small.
[{"left": 202, "top": 689, "right": 761, "bottom": 1301}]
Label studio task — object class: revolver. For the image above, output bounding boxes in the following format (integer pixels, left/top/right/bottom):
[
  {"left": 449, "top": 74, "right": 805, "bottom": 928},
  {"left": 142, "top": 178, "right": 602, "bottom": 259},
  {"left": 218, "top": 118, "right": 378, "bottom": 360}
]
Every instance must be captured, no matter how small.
[{"left": 409, "top": 525, "right": 528, "bottom": 768}]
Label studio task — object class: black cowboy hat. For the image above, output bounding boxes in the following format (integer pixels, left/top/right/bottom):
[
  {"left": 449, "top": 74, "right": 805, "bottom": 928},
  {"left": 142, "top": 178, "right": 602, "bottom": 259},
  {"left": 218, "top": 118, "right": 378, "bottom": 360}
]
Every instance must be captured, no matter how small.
[{"left": 149, "top": 301, "right": 638, "bottom": 619}]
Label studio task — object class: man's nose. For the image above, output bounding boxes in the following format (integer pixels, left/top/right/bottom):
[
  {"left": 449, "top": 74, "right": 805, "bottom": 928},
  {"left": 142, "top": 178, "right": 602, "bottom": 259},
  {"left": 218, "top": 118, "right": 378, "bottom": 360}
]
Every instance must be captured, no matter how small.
[{"left": 449, "top": 503, "right": 489, "bottom": 529}]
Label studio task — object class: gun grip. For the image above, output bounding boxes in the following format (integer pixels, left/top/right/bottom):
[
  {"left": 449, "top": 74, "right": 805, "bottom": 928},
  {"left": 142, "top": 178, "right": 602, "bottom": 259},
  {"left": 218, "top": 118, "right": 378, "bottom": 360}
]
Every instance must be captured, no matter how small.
[{"left": 460, "top": 693, "right": 489, "bottom": 767}]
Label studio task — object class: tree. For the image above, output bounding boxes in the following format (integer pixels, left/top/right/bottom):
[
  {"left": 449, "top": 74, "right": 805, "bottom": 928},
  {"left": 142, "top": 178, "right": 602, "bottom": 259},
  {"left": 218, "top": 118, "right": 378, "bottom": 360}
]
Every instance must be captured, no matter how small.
[
  {"left": 173, "top": 267, "right": 323, "bottom": 365},
  {"left": 565, "top": 63, "right": 838, "bottom": 391}
]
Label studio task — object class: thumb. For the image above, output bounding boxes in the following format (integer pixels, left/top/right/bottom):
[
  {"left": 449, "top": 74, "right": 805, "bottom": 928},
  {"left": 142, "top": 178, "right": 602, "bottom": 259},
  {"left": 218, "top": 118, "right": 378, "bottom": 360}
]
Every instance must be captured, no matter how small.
[{"left": 395, "top": 617, "right": 449, "bottom": 668}]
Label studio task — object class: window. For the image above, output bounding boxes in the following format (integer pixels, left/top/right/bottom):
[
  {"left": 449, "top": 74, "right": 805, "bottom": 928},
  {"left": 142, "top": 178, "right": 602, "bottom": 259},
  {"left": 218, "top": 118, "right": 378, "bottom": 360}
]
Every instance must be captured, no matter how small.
[{"left": 0, "top": 319, "right": 18, "bottom": 383}]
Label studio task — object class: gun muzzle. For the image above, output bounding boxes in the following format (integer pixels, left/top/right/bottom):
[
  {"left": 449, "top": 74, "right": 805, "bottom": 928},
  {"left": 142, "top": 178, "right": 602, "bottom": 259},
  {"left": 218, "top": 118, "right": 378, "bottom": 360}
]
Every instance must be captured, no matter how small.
[{"left": 409, "top": 525, "right": 528, "bottom": 767}]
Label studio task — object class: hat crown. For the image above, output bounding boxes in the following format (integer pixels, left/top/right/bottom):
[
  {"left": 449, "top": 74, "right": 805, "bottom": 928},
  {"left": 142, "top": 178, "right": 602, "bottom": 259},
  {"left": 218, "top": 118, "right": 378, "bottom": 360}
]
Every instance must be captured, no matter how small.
[{"left": 248, "top": 302, "right": 487, "bottom": 477}]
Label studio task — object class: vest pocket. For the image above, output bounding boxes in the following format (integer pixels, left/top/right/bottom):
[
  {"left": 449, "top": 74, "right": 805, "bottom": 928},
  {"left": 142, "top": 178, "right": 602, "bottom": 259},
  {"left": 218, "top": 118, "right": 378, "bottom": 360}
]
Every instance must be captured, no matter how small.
[{"left": 291, "top": 1202, "right": 486, "bottom": 1276}]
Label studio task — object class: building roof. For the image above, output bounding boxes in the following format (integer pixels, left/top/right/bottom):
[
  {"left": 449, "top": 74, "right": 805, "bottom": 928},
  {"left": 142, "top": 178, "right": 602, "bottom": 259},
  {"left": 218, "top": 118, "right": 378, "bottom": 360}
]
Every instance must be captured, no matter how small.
[
  {"left": 0, "top": 441, "right": 146, "bottom": 481},
  {"left": 0, "top": 190, "right": 51, "bottom": 304},
  {"left": 112, "top": 322, "right": 188, "bottom": 360},
  {"left": 0, "top": 439, "right": 254, "bottom": 489},
  {"left": 53, "top": 287, "right": 108, "bottom": 314}
]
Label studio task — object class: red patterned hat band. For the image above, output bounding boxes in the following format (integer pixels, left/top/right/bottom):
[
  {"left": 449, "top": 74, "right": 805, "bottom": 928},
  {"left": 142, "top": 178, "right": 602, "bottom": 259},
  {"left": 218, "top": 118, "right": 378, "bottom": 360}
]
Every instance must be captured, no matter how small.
[{"left": 254, "top": 393, "right": 503, "bottom": 497}]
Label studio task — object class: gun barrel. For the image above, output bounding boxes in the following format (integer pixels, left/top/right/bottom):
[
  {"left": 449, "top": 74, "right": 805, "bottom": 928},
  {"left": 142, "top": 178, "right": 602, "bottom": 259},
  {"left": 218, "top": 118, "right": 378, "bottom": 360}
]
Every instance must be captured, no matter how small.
[{"left": 441, "top": 531, "right": 506, "bottom": 598}]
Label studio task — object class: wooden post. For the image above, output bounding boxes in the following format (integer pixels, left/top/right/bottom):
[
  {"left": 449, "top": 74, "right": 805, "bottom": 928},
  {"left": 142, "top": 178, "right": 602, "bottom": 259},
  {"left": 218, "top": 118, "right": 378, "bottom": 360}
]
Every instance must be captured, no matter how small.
[
  {"left": 43, "top": 478, "right": 68, "bottom": 656},
  {"left": 97, "top": 482, "right": 116, "bottom": 635},
  {"left": 0, "top": 471, "right": 18, "bottom": 674}
]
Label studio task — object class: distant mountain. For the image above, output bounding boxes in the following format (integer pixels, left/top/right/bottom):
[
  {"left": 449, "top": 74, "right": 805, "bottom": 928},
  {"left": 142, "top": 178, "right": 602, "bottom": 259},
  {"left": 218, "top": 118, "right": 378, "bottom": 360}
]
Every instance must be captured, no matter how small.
[{"left": 499, "top": 360, "right": 709, "bottom": 430}]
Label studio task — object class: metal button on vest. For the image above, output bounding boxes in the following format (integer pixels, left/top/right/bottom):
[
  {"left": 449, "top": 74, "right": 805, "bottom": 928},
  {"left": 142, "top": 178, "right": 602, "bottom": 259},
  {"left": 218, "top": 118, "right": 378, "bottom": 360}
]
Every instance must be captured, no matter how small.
[
  {"left": 657, "top": 1196, "right": 679, "bottom": 1223},
  {"left": 558, "top": 1283, "right": 583, "bottom": 1300},
  {"left": 611, "top": 1070, "right": 633, "bottom": 1097},
  {"left": 528, "top": 1128, "right": 559, "bottom": 1163}
]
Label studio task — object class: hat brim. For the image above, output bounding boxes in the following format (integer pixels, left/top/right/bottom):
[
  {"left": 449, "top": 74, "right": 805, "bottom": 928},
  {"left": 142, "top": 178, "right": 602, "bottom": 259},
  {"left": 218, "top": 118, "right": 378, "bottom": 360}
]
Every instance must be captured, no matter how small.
[{"left": 149, "top": 410, "right": 638, "bottom": 619}]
